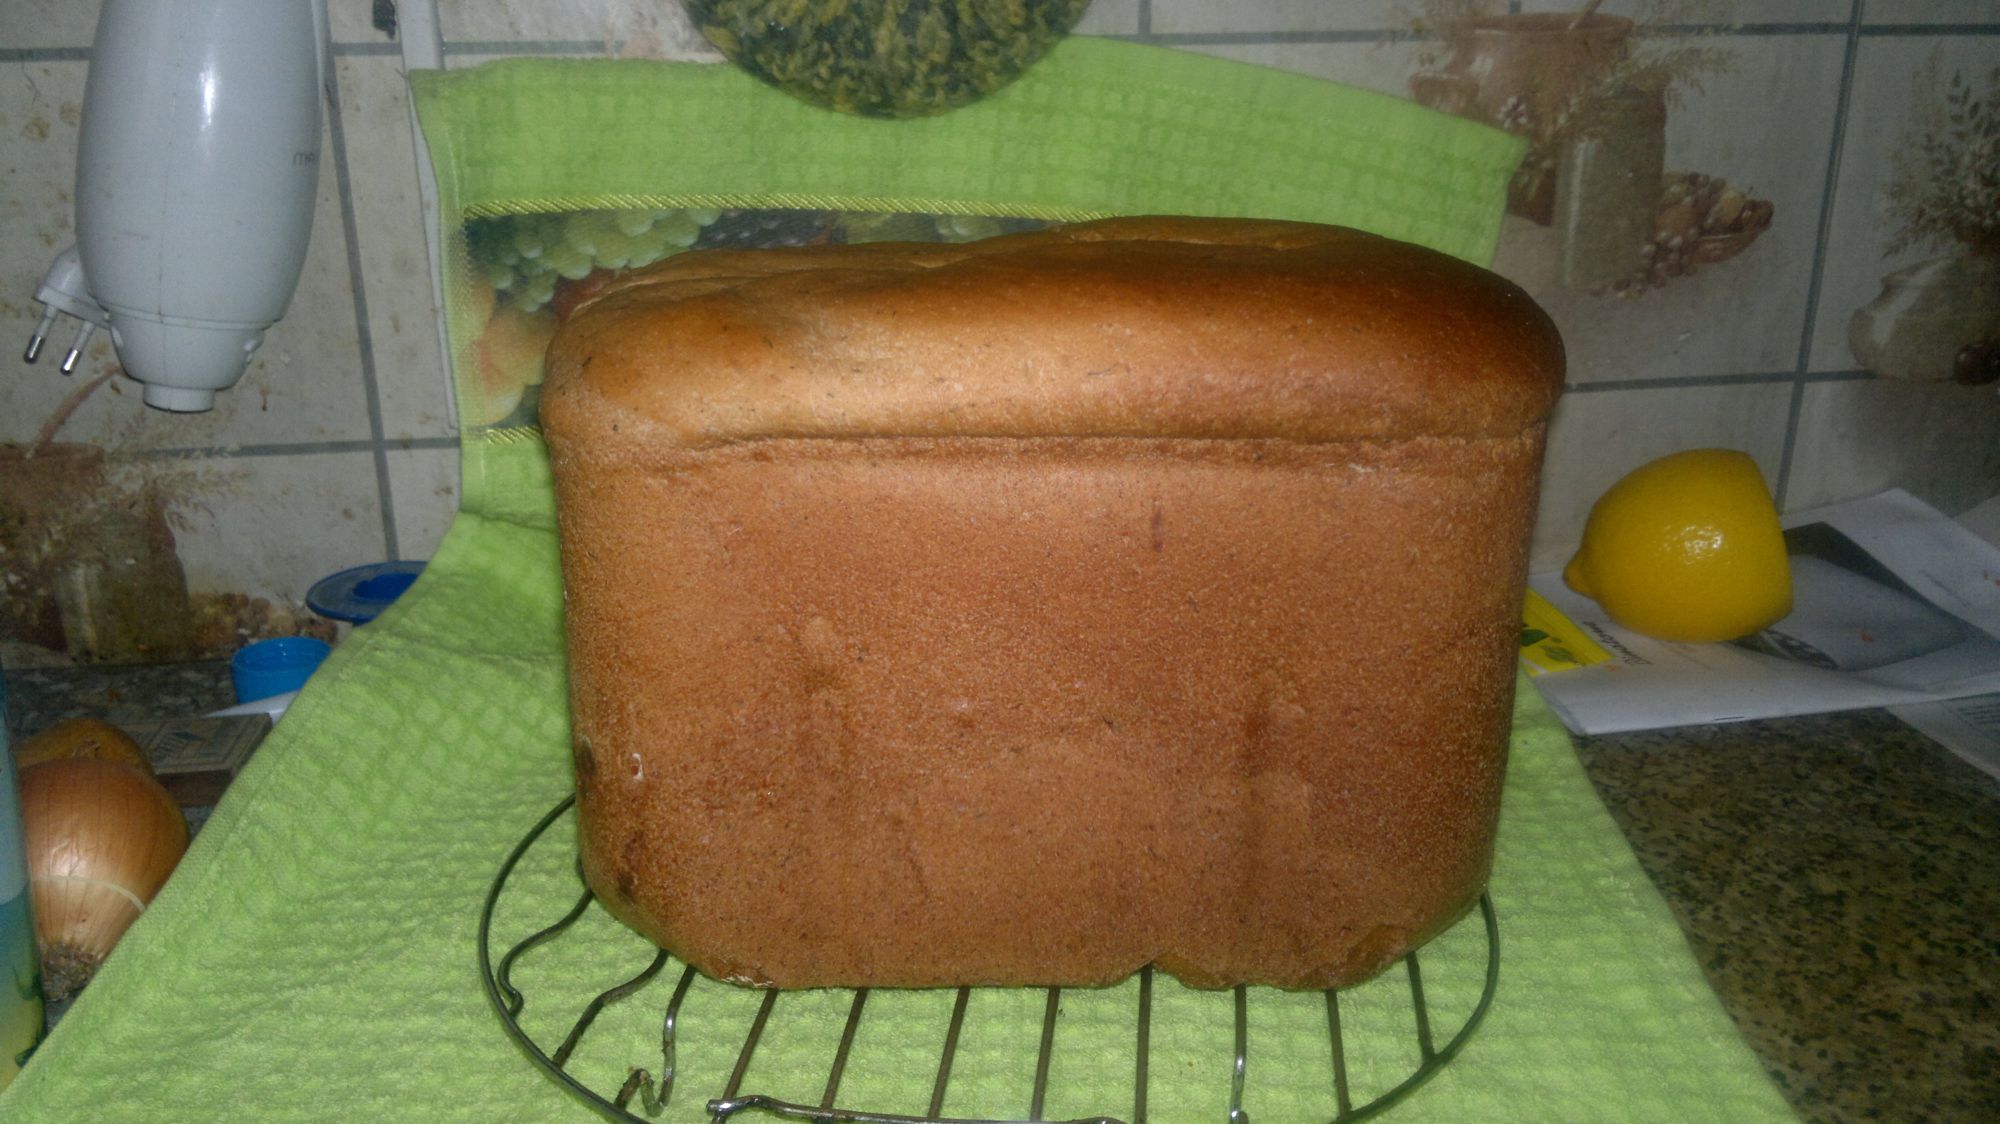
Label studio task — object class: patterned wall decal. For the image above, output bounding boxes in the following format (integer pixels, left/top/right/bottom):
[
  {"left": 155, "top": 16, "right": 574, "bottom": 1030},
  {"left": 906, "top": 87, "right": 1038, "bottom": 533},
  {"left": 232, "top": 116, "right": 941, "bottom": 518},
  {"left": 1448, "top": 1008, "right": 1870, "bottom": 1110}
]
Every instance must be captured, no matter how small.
[{"left": 456, "top": 209, "right": 1040, "bottom": 434}]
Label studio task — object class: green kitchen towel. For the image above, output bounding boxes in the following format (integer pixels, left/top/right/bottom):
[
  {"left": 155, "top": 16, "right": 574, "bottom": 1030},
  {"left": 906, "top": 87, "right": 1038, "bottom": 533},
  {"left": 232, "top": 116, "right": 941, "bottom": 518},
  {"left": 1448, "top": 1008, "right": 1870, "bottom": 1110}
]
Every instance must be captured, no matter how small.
[
  {"left": 0, "top": 42, "right": 1794, "bottom": 1122},
  {"left": 0, "top": 467, "right": 1793, "bottom": 1121}
]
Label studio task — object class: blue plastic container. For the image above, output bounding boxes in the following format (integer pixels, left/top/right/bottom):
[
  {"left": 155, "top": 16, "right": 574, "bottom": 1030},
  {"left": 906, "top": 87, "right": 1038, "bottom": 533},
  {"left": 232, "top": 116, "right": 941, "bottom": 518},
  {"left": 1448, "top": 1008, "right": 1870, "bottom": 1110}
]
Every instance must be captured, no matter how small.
[
  {"left": 230, "top": 636, "right": 332, "bottom": 704},
  {"left": 306, "top": 561, "right": 424, "bottom": 625}
]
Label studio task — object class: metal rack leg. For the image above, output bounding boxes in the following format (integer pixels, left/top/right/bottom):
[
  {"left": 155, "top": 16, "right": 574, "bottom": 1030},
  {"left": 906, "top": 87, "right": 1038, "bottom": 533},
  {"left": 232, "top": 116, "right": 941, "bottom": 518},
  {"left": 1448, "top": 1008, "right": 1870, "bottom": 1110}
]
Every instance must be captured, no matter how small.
[
  {"left": 1031, "top": 987, "right": 1062, "bottom": 1121},
  {"left": 930, "top": 987, "right": 973, "bottom": 1119},
  {"left": 822, "top": 988, "right": 870, "bottom": 1110},
  {"left": 1134, "top": 967, "right": 1153, "bottom": 1124},
  {"left": 1324, "top": 989, "right": 1352, "bottom": 1120}
]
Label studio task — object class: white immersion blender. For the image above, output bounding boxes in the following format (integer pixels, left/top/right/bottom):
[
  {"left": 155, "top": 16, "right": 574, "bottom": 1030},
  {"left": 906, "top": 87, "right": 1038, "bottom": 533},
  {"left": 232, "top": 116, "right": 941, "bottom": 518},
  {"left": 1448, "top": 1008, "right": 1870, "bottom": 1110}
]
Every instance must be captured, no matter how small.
[{"left": 24, "top": 0, "right": 331, "bottom": 412}]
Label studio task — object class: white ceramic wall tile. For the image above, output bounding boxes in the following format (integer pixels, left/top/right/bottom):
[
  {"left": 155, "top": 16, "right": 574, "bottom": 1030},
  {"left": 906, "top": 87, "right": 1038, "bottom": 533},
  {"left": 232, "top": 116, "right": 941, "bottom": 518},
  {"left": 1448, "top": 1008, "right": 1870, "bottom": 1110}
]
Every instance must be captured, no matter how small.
[
  {"left": 1490, "top": 33, "right": 1848, "bottom": 382},
  {"left": 1, "top": 0, "right": 99, "bottom": 50},
  {"left": 1808, "top": 35, "right": 1999, "bottom": 372},
  {"left": 330, "top": 0, "right": 397, "bottom": 45},
  {"left": 1149, "top": 1, "right": 1408, "bottom": 35},
  {"left": 138, "top": 150, "right": 374, "bottom": 449},
  {"left": 434, "top": 0, "right": 724, "bottom": 59},
  {"left": 1528, "top": 382, "right": 1795, "bottom": 570},
  {"left": 1960, "top": 495, "right": 2000, "bottom": 550},
  {"left": 1, "top": 58, "right": 91, "bottom": 446},
  {"left": 1784, "top": 379, "right": 2000, "bottom": 515},
  {"left": 439, "top": 0, "right": 610, "bottom": 46},
  {"left": 169, "top": 451, "right": 389, "bottom": 601},
  {"left": 1863, "top": 1, "right": 2000, "bottom": 23},
  {"left": 335, "top": 56, "right": 456, "bottom": 441},
  {"left": 1075, "top": 0, "right": 1142, "bottom": 36},
  {"left": 3, "top": 66, "right": 377, "bottom": 451},
  {"left": 384, "top": 444, "right": 461, "bottom": 561}
]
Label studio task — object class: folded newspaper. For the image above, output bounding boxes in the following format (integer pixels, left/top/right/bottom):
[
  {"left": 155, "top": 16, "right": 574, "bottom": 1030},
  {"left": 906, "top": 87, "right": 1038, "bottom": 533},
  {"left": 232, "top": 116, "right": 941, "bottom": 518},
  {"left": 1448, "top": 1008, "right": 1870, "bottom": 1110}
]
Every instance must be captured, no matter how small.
[{"left": 1523, "top": 489, "right": 2000, "bottom": 779}]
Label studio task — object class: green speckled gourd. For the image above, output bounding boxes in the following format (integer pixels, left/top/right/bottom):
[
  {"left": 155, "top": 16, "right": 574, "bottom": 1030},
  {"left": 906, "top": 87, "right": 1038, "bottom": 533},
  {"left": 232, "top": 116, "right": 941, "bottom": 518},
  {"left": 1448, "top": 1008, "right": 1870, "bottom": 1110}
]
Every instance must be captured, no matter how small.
[{"left": 682, "top": 0, "right": 1091, "bottom": 118}]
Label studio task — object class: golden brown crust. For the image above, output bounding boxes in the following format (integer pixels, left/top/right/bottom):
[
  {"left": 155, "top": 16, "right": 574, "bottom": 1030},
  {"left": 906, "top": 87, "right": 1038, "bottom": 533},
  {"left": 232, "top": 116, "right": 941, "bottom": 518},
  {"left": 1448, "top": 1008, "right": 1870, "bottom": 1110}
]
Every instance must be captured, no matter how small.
[
  {"left": 543, "top": 216, "right": 1563, "bottom": 990},
  {"left": 541, "top": 217, "right": 1563, "bottom": 451}
]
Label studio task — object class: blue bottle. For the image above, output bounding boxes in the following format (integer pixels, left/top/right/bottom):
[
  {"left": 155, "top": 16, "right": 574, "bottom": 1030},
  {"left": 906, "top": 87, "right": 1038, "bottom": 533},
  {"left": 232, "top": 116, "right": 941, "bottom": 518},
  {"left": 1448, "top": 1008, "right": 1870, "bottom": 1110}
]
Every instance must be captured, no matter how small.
[{"left": 0, "top": 673, "right": 46, "bottom": 1088}]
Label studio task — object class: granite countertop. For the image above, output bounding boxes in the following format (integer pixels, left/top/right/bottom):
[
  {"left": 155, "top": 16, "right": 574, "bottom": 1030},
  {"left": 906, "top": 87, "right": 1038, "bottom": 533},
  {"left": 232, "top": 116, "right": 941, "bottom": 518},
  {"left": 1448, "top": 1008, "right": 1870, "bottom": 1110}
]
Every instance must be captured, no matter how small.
[
  {"left": 4, "top": 661, "right": 1998, "bottom": 1122},
  {"left": 1575, "top": 712, "right": 1998, "bottom": 1124}
]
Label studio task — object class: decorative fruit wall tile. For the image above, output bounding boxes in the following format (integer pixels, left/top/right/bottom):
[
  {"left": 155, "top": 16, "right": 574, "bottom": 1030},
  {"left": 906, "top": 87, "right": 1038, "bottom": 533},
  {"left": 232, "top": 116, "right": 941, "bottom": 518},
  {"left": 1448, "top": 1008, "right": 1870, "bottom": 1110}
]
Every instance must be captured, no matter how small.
[
  {"left": 1200, "top": 7, "right": 1844, "bottom": 384},
  {"left": 1811, "top": 36, "right": 1999, "bottom": 382},
  {"left": 385, "top": 446, "right": 461, "bottom": 562},
  {"left": 1530, "top": 382, "right": 1794, "bottom": 570},
  {"left": 1517, "top": 0, "right": 1851, "bottom": 24},
  {"left": 335, "top": 55, "right": 456, "bottom": 442},
  {"left": 1409, "top": 10, "right": 1841, "bottom": 382}
]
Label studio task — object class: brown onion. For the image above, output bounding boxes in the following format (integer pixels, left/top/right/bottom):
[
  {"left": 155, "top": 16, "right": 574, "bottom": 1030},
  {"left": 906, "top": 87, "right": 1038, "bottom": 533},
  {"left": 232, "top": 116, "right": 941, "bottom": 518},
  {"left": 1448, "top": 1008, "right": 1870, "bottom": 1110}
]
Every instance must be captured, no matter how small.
[
  {"left": 12, "top": 716, "right": 153, "bottom": 775},
  {"left": 19, "top": 756, "right": 189, "bottom": 1000}
]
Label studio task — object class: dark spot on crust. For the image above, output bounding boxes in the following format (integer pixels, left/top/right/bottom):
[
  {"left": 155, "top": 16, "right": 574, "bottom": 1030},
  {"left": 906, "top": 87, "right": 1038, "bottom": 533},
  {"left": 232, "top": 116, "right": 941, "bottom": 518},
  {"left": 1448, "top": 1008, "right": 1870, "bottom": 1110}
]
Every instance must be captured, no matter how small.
[
  {"left": 615, "top": 832, "right": 647, "bottom": 902},
  {"left": 1243, "top": 705, "right": 1270, "bottom": 757},
  {"left": 1150, "top": 501, "right": 1165, "bottom": 552},
  {"left": 572, "top": 735, "right": 597, "bottom": 782}
]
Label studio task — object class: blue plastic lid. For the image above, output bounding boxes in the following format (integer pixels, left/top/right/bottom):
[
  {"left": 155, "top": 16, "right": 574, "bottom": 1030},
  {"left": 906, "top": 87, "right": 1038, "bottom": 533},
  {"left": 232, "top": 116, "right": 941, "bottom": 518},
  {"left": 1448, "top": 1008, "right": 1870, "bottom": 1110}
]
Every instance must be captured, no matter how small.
[
  {"left": 231, "top": 636, "right": 332, "bottom": 704},
  {"left": 307, "top": 560, "right": 426, "bottom": 624}
]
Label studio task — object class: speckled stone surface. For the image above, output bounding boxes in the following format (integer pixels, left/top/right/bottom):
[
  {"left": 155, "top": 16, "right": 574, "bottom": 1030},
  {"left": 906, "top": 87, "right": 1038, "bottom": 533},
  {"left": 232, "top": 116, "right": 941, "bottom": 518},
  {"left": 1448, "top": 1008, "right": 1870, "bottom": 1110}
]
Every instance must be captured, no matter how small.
[
  {"left": 2, "top": 660, "right": 236, "bottom": 742},
  {"left": 1576, "top": 711, "right": 2000, "bottom": 1124},
  {"left": 3, "top": 660, "right": 239, "bottom": 842},
  {"left": 5, "top": 661, "right": 1998, "bottom": 1121}
]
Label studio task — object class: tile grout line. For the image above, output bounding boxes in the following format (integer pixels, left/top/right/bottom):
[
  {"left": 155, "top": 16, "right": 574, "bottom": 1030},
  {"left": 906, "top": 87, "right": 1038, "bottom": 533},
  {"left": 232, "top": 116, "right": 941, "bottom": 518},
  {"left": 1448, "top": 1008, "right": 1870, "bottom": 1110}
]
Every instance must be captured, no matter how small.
[
  {"left": 1776, "top": 0, "right": 1866, "bottom": 510},
  {"left": 1106, "top": 22, "right": 1995, "bottom": 49},
  {"left": 321, "top": 58, "right": 402, "bottom": 560},
  {"left": 6, "top": 21, "right": 1997, "bottom": 65},
  {"left": 130, "top": 437, "right": 459, "bottom": 461},
  {"left": 1564, "top": 370, "right": 1876, "bottom": 394}
]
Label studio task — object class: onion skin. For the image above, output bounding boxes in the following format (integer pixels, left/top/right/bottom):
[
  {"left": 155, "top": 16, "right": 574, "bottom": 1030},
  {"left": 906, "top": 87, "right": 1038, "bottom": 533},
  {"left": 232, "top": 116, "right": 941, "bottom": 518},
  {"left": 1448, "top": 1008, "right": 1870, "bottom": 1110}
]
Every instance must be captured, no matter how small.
[
  {"left": 18, "top": 757, "right": 190, "bottom": 1000},
  {"left": 12, "top": 717, "right": 153, "bottom": 775}
]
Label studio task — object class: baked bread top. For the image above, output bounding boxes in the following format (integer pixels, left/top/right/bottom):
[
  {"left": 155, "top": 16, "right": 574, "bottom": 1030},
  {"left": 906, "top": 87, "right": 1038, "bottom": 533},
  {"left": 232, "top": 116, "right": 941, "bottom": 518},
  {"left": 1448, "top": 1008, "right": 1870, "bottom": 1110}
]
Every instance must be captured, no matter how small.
[{"left": 541, "top": 216, "right": 1564, "bottom": 450}]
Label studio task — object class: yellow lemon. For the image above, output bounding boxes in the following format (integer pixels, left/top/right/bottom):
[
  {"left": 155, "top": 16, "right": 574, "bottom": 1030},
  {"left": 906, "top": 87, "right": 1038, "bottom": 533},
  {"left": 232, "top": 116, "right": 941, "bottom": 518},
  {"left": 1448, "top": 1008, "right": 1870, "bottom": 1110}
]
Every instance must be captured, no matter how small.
[{"left": 1563, "top": 449, "right": 1792, "bottom": 643}]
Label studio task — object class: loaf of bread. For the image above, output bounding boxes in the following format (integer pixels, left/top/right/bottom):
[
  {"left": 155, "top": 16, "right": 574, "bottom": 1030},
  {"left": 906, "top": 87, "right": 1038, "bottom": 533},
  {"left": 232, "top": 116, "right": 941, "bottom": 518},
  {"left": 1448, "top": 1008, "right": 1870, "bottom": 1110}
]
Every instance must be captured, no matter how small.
[{"left": 541, "top": 216, "right": 1563, "bottom": 990}]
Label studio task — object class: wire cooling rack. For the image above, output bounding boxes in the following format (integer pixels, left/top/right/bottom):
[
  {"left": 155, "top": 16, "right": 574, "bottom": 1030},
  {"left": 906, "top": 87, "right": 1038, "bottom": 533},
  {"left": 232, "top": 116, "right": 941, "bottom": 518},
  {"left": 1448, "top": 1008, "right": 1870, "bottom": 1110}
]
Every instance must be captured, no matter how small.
[{"left": 479, "top": 796, "right": 1500, "bottom": 1124}]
